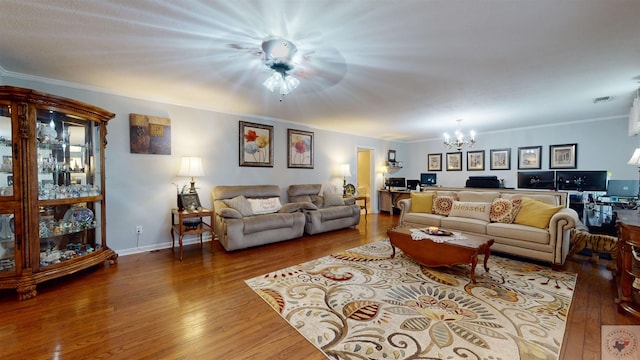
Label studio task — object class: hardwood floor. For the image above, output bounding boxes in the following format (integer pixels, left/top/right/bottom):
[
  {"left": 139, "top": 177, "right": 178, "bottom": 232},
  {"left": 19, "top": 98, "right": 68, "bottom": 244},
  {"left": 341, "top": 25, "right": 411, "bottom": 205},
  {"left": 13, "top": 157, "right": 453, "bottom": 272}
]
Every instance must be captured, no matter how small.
[{"left": 1, "top": 213, "right": 638, "bottom": 360}]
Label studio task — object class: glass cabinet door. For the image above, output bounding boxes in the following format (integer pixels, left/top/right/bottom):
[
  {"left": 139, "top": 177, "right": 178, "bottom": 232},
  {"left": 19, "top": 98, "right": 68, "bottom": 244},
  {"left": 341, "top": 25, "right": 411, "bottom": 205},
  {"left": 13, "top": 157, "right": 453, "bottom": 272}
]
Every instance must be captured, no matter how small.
[
  {"left": 0, "top": 104, "right": 16, "bottom": 274},
  {"left": 36, "top": 109, "right": 101, "bottom": 268}
]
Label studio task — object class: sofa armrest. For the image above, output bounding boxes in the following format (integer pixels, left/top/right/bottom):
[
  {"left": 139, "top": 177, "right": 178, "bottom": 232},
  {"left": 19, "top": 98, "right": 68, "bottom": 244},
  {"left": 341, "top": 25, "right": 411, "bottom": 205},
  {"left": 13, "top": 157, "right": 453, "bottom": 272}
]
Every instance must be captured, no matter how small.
[
  {"left": 548, "top": 207, "right": 579, "bottom": 264},
  {"left": 398, "top": 198, "right": 411, "bottom": 225},
  {"left": 218, "top": 207, "right": 243, "bottom": 219},
  {"left": 278, "top": 203, "right": 301, "bottom": 213}
]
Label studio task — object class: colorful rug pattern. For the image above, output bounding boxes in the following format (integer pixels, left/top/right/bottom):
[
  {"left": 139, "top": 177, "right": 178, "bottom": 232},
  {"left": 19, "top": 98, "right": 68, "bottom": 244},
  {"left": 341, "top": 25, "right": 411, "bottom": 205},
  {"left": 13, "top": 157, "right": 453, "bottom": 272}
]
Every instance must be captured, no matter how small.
[{"left": 245, "top": 240, "right": 576, "bottom": 360}]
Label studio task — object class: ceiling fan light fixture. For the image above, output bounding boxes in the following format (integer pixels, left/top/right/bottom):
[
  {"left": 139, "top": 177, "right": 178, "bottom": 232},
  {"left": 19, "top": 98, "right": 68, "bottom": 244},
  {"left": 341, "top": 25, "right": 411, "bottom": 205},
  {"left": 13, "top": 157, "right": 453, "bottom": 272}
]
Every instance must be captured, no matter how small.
[{"left": 261, "top": 38, "right": 301, "bottom": 100}]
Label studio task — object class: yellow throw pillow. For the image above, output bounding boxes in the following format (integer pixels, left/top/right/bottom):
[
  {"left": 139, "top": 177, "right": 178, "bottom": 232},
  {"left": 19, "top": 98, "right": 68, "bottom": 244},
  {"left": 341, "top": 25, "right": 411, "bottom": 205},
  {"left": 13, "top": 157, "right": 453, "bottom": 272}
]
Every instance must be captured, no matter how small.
[
  {"left": 513, "top": 197, "right": 564, "bottom": 229},
  {"left": 410, "top": 192, "right": 434, "bottom": 213}
]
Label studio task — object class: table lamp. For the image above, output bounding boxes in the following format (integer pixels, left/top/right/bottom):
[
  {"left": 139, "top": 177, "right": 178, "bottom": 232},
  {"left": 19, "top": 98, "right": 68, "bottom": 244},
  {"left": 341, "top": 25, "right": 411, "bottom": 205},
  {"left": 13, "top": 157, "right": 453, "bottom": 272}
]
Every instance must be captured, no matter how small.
[
  {"left": 627, "top": 148, "right": 640, "bottom": 199},
  {"left": 340, "top": 164, "right": 351, "bottom": 196},
  {"left": 178, "top": 156, "right": 205, "bottom": 194}
]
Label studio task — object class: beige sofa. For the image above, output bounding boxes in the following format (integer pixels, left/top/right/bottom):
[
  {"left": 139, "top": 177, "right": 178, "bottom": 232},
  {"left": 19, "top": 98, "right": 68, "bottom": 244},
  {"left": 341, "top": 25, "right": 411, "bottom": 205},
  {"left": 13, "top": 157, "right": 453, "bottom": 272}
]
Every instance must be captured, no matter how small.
[
  {"left": 212, "top": 185, "right": 305, "bottom": 251},
  {"left": 397, "top": 187, "right": 580, "bottom": 266},
  {"left": 288, "top": 184, "right": 361, "bottom": 235}
]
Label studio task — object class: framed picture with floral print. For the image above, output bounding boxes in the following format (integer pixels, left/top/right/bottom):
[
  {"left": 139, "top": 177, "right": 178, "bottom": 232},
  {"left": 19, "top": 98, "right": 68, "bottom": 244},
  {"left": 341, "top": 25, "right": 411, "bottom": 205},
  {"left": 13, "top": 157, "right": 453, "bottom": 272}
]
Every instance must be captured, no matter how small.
[
  {"left": 287, "top": 129, "right": 314, "bottom": 168},
  {"left": 239, "top": 121, "right": 273, "bottom": 167}
]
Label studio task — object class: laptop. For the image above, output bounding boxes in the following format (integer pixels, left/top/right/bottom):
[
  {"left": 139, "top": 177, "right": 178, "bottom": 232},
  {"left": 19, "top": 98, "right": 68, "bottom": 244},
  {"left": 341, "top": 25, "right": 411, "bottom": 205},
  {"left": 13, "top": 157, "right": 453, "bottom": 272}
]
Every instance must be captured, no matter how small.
[{"left": 606, "top": 180, "right": 638, "bottom": 198}]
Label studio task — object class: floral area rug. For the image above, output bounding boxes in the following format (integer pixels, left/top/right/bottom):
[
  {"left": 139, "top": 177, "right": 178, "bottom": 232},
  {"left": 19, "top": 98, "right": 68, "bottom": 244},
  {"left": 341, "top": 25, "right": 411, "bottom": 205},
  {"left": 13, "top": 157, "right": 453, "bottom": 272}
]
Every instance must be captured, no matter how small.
[{"left": 245, "top": 239, "right": 576, "bottom": 360}]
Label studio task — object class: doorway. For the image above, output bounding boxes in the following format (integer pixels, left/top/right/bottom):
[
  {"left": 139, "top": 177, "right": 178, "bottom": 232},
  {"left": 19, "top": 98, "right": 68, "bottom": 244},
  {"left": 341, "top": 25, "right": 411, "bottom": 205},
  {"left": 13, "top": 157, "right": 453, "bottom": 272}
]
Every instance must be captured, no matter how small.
[{"left": 356, "top": 147, "right": 375, "bottom": 214}]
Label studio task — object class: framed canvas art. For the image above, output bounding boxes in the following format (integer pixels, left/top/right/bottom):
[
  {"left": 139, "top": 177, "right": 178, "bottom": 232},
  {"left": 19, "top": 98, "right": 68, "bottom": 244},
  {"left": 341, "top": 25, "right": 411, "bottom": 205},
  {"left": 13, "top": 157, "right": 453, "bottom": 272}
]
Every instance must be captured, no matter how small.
[
  {"left": 518, "top": 146, "right": 542, "bottom": 169},
  {"left": 446, "top": 152, "right": 462, "bottom": 171},
  {"left": 549, "top": 143, "right": 577, "bottom": 169},
  {"left": 428, "top": 153, "right": 442, "bottom": 171},
  {"left": 239, "top": 121, "right": 273, "bottom": 167},
  {"left": 490, "top": 148, "right": 511, "bottom": 170},
  {"left": 467, "top": 150, "right": 485, "bottom": 171},
  {"left": 287, "top": 129, "right": 313, "bottom": 168}
]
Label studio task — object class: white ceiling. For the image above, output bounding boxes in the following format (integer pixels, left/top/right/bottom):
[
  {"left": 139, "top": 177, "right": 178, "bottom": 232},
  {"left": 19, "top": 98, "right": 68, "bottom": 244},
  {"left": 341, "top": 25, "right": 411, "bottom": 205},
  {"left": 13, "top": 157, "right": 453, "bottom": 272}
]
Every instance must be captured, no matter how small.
[{"left": 1, "top": 0, "right": 639, "bottom": 141}]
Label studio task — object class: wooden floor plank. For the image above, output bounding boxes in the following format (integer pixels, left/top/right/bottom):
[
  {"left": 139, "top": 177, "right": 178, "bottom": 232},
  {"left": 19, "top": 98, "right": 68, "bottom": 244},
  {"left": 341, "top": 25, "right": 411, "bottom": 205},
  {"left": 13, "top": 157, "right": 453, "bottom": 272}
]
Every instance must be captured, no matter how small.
[{"left": 1, "top": 213, "right": 638, "bottom": 359}]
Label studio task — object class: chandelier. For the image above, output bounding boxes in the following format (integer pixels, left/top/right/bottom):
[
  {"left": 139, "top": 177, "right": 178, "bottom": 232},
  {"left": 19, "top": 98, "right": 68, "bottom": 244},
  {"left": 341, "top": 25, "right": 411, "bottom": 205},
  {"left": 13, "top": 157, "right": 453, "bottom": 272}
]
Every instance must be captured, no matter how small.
[
  {"left": 443, "top": 119, "right": 476, "bottom": 150},
  {"left": 261, "top": 38, "right": 300, "bottom": 101}
]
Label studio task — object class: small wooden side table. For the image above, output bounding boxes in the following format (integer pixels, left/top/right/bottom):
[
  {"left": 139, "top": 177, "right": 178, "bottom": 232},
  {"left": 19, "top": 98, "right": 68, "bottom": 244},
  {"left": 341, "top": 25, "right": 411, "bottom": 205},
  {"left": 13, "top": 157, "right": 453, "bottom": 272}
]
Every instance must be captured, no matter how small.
[
  {"left": 170, "top": 208, "right": 214, "bottom": 261},
  {"left": 354, "top": 195, "right": 369, "bottom": 215}
]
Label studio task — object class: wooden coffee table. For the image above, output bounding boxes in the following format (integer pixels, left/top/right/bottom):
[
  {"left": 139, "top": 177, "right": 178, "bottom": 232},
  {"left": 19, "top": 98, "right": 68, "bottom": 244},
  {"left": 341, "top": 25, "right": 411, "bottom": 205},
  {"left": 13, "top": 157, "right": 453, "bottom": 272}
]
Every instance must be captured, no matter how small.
[{"left": 387, "top": 226, "right": 494, "bottom": 284}]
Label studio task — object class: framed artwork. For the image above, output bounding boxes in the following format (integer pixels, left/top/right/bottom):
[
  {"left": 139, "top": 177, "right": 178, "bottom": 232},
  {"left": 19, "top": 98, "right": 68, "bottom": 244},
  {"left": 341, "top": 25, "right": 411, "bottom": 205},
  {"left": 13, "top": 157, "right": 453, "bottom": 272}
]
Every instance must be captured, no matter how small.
[
  {"left": 388, "top": 150, "right": 396, "bottom": 162},
  {"left": 129, "top": 113, "right": 171, "bottom": 155},
  {"left": 287, "top": 129, "right": 313, "bottom": 169},
  {"left": 550, "top": 143, "right": 577, "bottom": 169},
  {"left": 446, "top": 152, "right": 462, "bottom": 171},
  {"left": 518, "top": 146, "right": 542, "bottom": 169},
  {"left": 467, "top": 150, "right": 485, "bottom": 171},
  {"left": 428, "top": 153, "right": 442, "bottom": 171},
  {"left": 239, "top": 121, "right": 273, "bottom": 167},
  {"left": 178, "top": 193, "right": 201, "bottom": 211},
  {"left": 490, "top": 148, "right": 511, "bottom": 170}
]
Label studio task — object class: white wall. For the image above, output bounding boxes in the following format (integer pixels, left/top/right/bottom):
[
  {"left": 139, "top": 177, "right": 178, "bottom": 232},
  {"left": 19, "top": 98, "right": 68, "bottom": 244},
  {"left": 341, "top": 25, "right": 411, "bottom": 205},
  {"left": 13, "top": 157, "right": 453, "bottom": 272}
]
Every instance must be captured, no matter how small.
[
  {"left": 2, "top": 77, "right": 399, "bottom": 254},
  {"left": 403, "top": 118, "right": 639, "bottom": 188},
  {"left": 3, "top": 76, "right": 637, "bottom": 254}
]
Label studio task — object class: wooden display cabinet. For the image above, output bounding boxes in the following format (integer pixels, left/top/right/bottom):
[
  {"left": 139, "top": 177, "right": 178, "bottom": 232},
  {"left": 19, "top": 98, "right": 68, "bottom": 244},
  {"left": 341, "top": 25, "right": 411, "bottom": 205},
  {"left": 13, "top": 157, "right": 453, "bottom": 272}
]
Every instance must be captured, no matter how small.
[{"left": 0, "top": 86, "right": 116, "bottom": 300}]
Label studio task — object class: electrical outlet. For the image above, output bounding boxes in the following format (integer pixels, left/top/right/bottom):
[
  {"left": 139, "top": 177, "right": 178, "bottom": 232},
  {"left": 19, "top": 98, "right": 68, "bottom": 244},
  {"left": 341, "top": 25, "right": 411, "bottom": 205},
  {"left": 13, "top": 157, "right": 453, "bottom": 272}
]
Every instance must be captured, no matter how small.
[{"left": 136, "top": 226, "right": 143, "bottom": 234}]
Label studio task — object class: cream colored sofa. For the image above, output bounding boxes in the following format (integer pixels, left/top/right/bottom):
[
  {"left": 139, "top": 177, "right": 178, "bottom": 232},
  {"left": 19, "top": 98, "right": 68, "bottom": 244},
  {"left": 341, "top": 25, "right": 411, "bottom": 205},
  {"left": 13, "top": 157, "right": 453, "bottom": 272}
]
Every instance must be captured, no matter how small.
[
  {"left": 397, "top": 188, "right": 580, "bottom": 266},
  {"left": 212, "top": 185, "right": 305, "bottom": 251}
]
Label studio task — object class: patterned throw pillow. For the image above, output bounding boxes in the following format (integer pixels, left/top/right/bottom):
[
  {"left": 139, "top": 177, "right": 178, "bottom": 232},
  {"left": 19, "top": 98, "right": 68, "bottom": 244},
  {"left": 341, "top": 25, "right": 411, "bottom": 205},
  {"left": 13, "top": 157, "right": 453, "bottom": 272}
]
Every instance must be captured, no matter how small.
[
  {"left": 432, "top": 195, "right": 456, "bottom": 216},
  {"left": 247, "top": 197, "right": 282, "bottom": 214},
  {"left": 223, "top": 195, "right": 253, "bottom": 217},
  {"left": 489, "top": 198, "right": 522, "bottom": 223}
]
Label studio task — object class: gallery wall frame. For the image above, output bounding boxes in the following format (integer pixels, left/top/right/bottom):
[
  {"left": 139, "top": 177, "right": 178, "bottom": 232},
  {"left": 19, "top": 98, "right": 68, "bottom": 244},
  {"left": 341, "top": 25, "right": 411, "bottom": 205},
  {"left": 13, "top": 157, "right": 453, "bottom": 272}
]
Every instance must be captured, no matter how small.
[
  {"left": 446, "top": 152, "right": 462, "bottom": 171},
  {"left": 549, "top": 143, "right": 577, "bottom": 169},
  {"left": 518, "top": 146, "right": 542, "bottom": 170},
  {"left": 287, "top": 129, "right": 314, "bottom": 169},
  {"left": 428, "top": 153, "right": 442, "bottom": 171},
  {"left": 239, "top": 121, "right": 273, "bottom": 167},
  {"left": 467, "top": 150, "right": 485, "bottom": 171},
  {"left": 490, "top": 148, "right": 511, "bottom": 170}
]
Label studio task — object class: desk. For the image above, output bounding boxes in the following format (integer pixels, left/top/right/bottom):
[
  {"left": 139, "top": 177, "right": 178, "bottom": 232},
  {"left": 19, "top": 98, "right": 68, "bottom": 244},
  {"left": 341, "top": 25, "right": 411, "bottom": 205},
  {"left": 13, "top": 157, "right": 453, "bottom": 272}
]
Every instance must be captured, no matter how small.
[
  {"left": 170, "top": 208, "right": 214, "bottom": 261},
  {"left": 614, "top": 210, "right": 640, "bottom": 318},
  {"left": 378, "top": 190, "right": 411, "bottom": 213}
]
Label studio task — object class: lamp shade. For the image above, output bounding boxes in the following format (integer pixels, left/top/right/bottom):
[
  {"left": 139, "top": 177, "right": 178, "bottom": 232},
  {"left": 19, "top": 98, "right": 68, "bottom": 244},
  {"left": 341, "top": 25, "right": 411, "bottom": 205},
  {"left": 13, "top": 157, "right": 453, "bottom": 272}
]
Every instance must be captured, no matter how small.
[
  {"left": 340, "top": 164, "right": 351, "bottom": 177},
  {"left": 178, "top": 157, "right": 204, "bottom": 177},
  {"left": 628, "top": 149, "right": 640, "bottom": 165}
]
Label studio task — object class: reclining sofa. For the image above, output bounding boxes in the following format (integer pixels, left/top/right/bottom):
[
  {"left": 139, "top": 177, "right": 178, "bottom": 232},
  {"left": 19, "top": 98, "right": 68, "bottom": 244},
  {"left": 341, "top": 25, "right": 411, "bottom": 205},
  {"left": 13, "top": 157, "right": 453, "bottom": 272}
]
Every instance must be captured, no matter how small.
[
  {"left": 397, "top": 187, "right": 580, "bottom": 266},
  {"left": 288, "top": 184, "right": 361, "bottom": 235},
  {"left": 212, "top": 185, "right": 305, "bottom": 251}
]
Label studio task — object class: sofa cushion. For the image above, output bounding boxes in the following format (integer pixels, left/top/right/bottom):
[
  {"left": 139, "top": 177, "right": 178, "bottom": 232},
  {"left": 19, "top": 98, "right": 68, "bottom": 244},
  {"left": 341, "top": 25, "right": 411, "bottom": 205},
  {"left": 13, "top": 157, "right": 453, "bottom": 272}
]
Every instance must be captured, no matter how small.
[
  {"left": 299, "top": 202, "right": 319, "bottom": 210},
  {"left": 456, "top": 191, "right": 500, "bottom": 203},
  {"left": 410, "top": 191, "right": 435, "bottom": 213},
  {"left": 489, "top": 198, "right": 522, "bottom": 223},
  {"left": 402, "top": 212, "right": 444, "bottom": 227},
  {"left": 247, "top": 197, "right": 282, "bottom": 214},
  {"left": 513, "top": 197, "right": 563, "bottom": 229},
  {"left": 487, "top": 222, "right": 550, "bottom": 245},
  {"left": 433, "top": 195, "right": 455, "bottom": 215},
  {"left": 223, "top": 195, "right": 253, "bottom": 217},
  {"left": 449, "top": 201, "right": 492, "bottom": 221},
  {"left": 441, "top": 216, "right": 488, "bottom": 234},
  {"left": 320, "top": 206, "right": 356, "bottom": 221},
  {"left": 311, "top": 195, "right": 324, "bottom": 208},
  {"left": 243, "top": 213, "right": 296, "bottom": 234},
  {"left": 323, "top": 192, "right": 345, "bottom": 207}
]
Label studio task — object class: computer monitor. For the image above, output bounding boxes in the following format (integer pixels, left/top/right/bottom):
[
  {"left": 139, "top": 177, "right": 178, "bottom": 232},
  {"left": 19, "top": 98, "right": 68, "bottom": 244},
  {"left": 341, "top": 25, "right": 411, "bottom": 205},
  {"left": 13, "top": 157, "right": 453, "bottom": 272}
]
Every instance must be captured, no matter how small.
[
  {"left": 556, "top": 170, "right": 607, "bottom": 191},
  {"left": 387, "top": 177, "right": 406, "bottom": 189},
  {"left": 517, "top": 171, "right": 555, "bottom": 190},
  {"left": 607, "top": 180, "right": 638, "bottom": 198},
  {"left": 406, "top": 179, "right": 420, "bottom": 190},
  {"left": 420, "top": 173, "right": 437, "bottom": 186}
]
